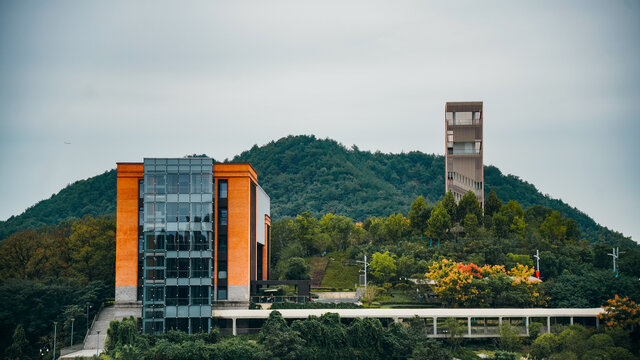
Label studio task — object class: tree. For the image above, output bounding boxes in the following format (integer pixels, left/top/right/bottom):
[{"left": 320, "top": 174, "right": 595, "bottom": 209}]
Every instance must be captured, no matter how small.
[
  {"left": 427, "top": 202, "right": 451, "bottom": 241},
  {"left": 456, "top": 190, "right": 482, "bottom": 224},
  {"left": 443, "top": 318, "right": 464, "bottom": 349},
  {"left": 67, "top": 216, "right": 116, "bottom": 287},
  {"left": 408, "top": 196, "right": 430, "bottom": 236},
  {"left": 484, "top": 190, "right": 502, "bottom": 217},
  {"left": 291, "top": 212, "right": 319, "bottom": 254},
  {"left": 599, "top": 295, "right": 640, "bottom": 331},
  {"left": 105, "top": 316, "right": 138, "bottom": 352},
  {"left": 498, "top": 323, "right": 521, "bottom": 352},
  {"left": 441, "top": 191, "right": 457, "bottom": 220},
  {"left": 397, "top": 254, "right": 418, "bottom": 279},
  {"left": 370, "top": 251, "right": 397, "bottom": 283},
  {"left": 319, "top": 213, "right": 355, "bottom": 251},
  {"left": 383, "top": 214, "right": 410, "bottom": 243},
  {"left": 463, "top": 214, "right": 479, "bottom": 239},
  {"left": 540, "top": 211, "right": 567, "bottom": 244},
  {"left": 5, "top": 324, "right": 28, "bottom": 360},
  {"left": 281, "top": 257, "right": 310, "bottom": 280}
]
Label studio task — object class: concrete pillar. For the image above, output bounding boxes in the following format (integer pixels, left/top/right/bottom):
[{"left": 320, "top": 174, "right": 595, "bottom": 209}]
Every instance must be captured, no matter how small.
[
  {"left": 547, "top": 317, "right": 551, "bottom": 334},
  {"left": 484, "top": 318, "right": 487, "bottom": 334},
  {"left": 433, "top": 317, "right": 437, "bottom": 336},
  {"left": 596, "top": 317, "right": 599, "bottom": 329},
  {"left": 570, "top": 317, "right": 574, "bottom": 325},
  {"left": 499, "top": 317, "right": 502, "bottom": 325},
  {"left": 232, "top": 318, "right": 237, "bottom": 336},
  {"left": 526, "top": 317, "right": 529, "bottom": 336},
  {"left": 467, "top": 317, "right": 471, "bottom": 336},
  {"left": 393, "top": 317, "right": 400, "bottom": 323}
]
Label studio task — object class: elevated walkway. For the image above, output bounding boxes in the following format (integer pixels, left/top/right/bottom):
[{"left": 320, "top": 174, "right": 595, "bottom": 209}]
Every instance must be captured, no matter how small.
[{"left": 212, "top": 307, "right": 604, "bottom": 335}]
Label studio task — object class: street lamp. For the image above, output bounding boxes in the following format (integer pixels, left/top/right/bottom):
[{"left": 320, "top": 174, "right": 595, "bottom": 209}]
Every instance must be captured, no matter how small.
[
  {"left": 356, "top": 254, "right": 369, "bottom": 292},
  {"left": 52, "top": 322, "right": 57, "bottom": 360},
  {"left": 70, "top": 318, "right": 75, "bottom": 346},
  {"left": 86, "top": 302, "right": 92, "bottom": 335},
  {"left": 96, "top": 330, "right": 101, "bottom": 356}
]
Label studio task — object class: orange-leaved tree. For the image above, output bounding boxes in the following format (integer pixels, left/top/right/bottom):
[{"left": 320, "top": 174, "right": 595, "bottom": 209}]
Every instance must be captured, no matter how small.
[
  {"left": 426, "top": 259, "right": 545, "bottom": 307},
  {"left": 599, "top": 295, "right": 640, "bottom": 330}
]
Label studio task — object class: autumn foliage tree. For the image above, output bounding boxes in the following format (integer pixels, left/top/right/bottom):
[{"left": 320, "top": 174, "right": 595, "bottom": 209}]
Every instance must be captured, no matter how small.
[
  {"left": 599, "top": 295, "right": 640, "bottom": 331},
  {"left": 426, "top": 259, "right": 546, "bottom": 307}
]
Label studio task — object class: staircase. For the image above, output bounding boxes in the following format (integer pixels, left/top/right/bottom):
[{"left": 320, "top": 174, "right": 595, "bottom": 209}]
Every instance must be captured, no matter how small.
[
  {"left": 60, "top": 303, "right": 141, "bottom": 358},
  {"left": 83, "top": 306, "right": 115, "bottom": 350}
]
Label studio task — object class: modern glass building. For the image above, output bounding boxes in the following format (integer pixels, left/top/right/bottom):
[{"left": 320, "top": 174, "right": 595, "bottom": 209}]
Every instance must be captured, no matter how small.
[{"left": 115, "top": 158, "right": 270, "bottom": 334}]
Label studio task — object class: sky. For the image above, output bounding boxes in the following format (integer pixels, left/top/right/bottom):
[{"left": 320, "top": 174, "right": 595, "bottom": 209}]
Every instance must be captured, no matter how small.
[{"left": 0, "top": 1, "right": 639, "bottom": 242}]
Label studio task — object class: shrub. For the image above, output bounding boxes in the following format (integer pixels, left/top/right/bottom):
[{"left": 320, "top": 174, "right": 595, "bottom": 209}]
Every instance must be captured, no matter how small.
[
  {"left": 527, "top": 321, "right": 542, "bottom": 343},
  {"left": 581, "top": 349, "right": 610, "bottom": 360},
  {"left": 586, "top": 333, "right": 615, "bottom": 350},
  {"left": 529, "top": 333, "right": 560, "bottom": 360},
  {"left": 492, "top": 351, "right": 518, "bottom": 360},
  {"left": 548, "top": 351, "right": 578, "bottom": 360},
  {"left": 558, "top": 325, "right": 588, "bottom": 357},
  {"left": 497, "top": 323, "right": 521, "bottom": 352},
  {"left": 604, "top": 327, "right": 631, "bottom": 350},
  {"left": 604, "top": 346, "right": 634, "bottom": 360},
  {"left": 452, "top": 347, "right": 480, "bottom": 360}
]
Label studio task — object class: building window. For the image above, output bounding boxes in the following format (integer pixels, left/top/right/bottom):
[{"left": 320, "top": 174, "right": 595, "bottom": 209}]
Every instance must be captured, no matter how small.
[
  {"left": 217, "top": 286, "right": 227, "bottom": 300},
  {"left": 191, "top": 258, "right": 210, "bottom": 277},
  {"left": 178, "top": 203, "right": 190, "bottom": 222},
  {"left": 178, "top": 174, "right": 190, "bottom": 194},
  {"left": 219, "top": 209, "right": 227, "bottom": 226},
  {"left": 219, "top": 181, "right": 227, "bottom": 199}
]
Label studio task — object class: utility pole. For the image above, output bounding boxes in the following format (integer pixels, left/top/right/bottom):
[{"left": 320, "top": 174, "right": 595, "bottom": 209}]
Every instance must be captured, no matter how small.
[
  {"left": 608, "top": 247, "right": 622, "bottom": 277},
  {"left": 534, "top": 250, "right": 541, "bottom": 279},
  {"left": 356, "top": 255, "right": 369, "bottom": 292}
]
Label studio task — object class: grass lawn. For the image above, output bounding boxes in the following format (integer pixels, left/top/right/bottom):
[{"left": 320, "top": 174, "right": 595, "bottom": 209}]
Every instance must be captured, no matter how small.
[
  {"left": 309, "top": 256, "right": 329, "bottom": 287},
  {"left": 320, "top": 252, "right": 360, "bottom": 290}
]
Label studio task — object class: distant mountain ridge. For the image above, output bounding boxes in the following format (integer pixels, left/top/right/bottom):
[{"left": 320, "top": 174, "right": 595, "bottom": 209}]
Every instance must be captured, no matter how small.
[{"left": 0, "top": 135, "right": 630, "bottom": 245}]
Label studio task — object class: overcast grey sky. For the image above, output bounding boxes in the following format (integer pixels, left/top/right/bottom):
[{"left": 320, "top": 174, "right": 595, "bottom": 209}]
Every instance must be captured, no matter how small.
[{"left": 1, "top": 1, "right": 639, "bottom": 241}]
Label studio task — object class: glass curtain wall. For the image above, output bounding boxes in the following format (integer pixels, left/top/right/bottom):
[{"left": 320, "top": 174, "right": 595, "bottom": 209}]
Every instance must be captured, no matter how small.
[{"left": 141, "top": 158, "right": 214, "bottom": 334}]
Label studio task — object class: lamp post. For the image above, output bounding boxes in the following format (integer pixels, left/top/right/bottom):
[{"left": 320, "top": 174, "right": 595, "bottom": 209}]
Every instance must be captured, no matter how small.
[
  {"left": 70, "top": 318, "right": 75, "bottom": 346},
  {"left": 356, "top": 254, "right": 369, "bottom": 292},
  {"left": 534, "top": 250, "right": 541, "bottom": 278},
  {"left": 86, "top": 302, "right": 92, "bottom": 336},
  {"left": 52, "top": 322, "right": 57, "bottom": 360},
  {"left": 96, "top": 330, "right": 100, "bottom": 356}
]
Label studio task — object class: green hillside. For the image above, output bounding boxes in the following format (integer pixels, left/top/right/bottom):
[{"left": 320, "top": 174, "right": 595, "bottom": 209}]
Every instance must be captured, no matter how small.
[
  {"left": 0, "top": 135, "right": 630, "bottom": 244},
  {"left": 0, "top": 170, "right": 116, "bottom": 240},
  {"left": 233, "top": 135, "right": 629, "bottom": 245}
]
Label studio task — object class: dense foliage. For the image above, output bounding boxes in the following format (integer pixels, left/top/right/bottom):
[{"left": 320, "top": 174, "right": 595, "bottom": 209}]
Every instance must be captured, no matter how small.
[
  {"left": 101, "top": 311, "right": 455, "bottom": 360},
  {"left": 0, "top": 136, "right": 632, "bottom": 246},
  {"left": 0, "top": 216, "right": 115, "bottom": 359},
  {"left": 270, "top": 191, "right": 640, "bottom": 309}
]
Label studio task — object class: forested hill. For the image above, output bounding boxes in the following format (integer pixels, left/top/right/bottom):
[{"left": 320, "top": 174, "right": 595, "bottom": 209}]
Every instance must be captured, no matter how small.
[
  {"left": 0, "top": 135, "right": 630, "bottom": 245},
  {"left": 233, "top": 135, "right": 628, "bottom": 245},
  {"left": 0, "top": 170, "right": 116, "bottom": 240}
]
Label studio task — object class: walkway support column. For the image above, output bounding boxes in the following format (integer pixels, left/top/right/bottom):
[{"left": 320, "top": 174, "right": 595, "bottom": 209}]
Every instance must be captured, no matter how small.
[
  {"left": 596, "top": 317, "right": 599, "bottom": 329},
  {"left": 570, "top": 317, "right": 574, "bottom": 325},
  {"left": 547, "top": 317, "right": 551, "bottom": 334},
  {"left": 525, "top": 317, "right": 529, "bottom": 336},
  {"left": 232, "top": 318, "right": 237, "bottom": 336},
  {"left": 467, "top": 317, "right": 471, "bottom": 336},
  {"left": 433, "top": 317, "right": 437, "bottom": 336}
]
